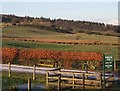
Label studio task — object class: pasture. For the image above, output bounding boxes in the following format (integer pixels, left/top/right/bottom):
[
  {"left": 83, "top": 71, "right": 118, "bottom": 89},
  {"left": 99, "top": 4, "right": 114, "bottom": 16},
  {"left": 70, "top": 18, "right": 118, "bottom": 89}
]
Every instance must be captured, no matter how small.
[
  {"left": 2, "top": 26, "right": 118, "bottom": 44},
  {"left": 2, "top": 26, "right": 119, "bottom": 60}
]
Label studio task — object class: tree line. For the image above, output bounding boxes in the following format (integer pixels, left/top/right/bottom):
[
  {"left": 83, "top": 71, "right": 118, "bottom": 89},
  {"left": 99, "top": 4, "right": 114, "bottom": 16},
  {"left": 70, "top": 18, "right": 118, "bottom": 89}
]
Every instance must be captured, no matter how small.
[{"left": 1, "top": 14, "right": 120, "bottom": 36}]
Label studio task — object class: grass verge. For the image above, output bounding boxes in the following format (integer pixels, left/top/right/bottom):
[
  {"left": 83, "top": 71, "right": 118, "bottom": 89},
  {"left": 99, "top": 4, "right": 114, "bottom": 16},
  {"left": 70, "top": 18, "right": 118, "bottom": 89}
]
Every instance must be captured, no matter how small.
[{"left": 2, "top": 71, "right": 46, "bottom": 90}]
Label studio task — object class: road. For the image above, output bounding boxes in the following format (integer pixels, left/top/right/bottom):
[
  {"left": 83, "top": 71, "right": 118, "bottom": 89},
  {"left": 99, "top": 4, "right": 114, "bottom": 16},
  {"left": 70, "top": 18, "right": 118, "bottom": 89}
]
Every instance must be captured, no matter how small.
[
  {"left": 0, "top": 64, "right": 60, "bottom": 74},
  {"left": 0, "top": 64, "right": 119, "bottom": 80}
]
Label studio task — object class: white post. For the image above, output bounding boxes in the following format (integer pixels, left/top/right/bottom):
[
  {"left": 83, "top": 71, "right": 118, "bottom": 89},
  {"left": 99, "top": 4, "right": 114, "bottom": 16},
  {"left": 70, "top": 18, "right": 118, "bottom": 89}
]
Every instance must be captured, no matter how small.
[
  {"left": 28, "top": 78, "right": 31, "bottom": 91},
  {"left": 46, "top": 71, "right": 49, "bottom": 88},
  {"left": 8, "top": 62, "right": 11, "bottom": 77},
  {"left": 33, "top": 65, "right": 36, "bottom": 80}
]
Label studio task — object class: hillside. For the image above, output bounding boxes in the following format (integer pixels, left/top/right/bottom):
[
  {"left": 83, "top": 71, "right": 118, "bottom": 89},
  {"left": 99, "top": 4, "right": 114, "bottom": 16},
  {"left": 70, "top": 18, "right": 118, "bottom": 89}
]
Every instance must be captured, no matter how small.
[
  {"left": 1, "top": 14, "right": 119, "bottom": 60},
  {"left": 2, "top": 26, "right": 119, "bottom": 59},
  {"left": 2, "top": 26, "right": 118, "bottom": 44},
  {"left": 2, "top": 26, "right": 59, "bottom": 38},
  {"left": 1, "top": 14, "right": 120, "bottom": 36}
]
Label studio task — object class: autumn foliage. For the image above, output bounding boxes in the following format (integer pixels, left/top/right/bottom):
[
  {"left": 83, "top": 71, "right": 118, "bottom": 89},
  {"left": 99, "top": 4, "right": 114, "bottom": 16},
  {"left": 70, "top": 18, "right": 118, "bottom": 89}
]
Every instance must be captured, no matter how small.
[
  {"left": 19, "top": 49, "right": 102, "bottom": 61},
  {"left": 2, "top": 48, "right": 18, "bottom": 63},
  {"left": 1, "top": 48, "right": 103, "bottom": 69}
]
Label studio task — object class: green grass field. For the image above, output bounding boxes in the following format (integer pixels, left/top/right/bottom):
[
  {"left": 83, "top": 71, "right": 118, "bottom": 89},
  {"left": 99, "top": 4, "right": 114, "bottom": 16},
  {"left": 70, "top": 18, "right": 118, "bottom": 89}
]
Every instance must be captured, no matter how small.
[
  {"left": 2, "top": 38, "right": 118, "bottom": 60},
  {"left": 2, "top": 26, "right": 118, "bottom": 44},
  {"left": 2, "top": 26, "right": 119, "bottom": 60}
]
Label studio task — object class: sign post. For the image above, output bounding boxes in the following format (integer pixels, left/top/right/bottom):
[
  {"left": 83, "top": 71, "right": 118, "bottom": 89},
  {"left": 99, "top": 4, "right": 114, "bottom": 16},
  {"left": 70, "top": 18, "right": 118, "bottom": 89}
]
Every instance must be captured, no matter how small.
[
  {"left": 104, "top": 54, "right": 114, "bottom": 71},
  {"left": 103, "top": 54, "right": 105, "bottom": 89},
  {"left": 103, "top": 54, "right": 114, "bottom": 89}
]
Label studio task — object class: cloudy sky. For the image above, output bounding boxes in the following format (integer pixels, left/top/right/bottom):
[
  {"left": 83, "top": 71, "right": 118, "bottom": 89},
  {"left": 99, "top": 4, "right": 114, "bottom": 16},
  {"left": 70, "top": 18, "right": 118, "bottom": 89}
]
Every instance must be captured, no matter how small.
[{"left": 1, "top": 1, "right": 119, "bottom": 25}]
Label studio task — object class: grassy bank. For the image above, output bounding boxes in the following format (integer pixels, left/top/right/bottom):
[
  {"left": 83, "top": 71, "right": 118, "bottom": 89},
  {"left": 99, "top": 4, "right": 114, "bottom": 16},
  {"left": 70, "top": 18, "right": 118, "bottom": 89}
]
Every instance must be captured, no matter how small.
[{"left": 2, "top": 71, "right": 46, "bottom": 90}]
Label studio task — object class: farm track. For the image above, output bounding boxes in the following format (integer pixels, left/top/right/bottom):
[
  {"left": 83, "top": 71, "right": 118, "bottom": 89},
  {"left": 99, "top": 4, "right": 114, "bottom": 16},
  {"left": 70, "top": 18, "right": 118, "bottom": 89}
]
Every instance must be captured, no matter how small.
[{"left": 2, "top": 37, "right": 118, "bottom": 46}]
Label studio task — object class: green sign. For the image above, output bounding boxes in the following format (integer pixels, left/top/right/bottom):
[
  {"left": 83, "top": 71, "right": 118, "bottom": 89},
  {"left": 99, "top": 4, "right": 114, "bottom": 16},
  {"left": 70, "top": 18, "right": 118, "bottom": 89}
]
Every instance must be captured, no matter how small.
[{"left": 104, "top": 54, "right": 114, "bottom": 71}]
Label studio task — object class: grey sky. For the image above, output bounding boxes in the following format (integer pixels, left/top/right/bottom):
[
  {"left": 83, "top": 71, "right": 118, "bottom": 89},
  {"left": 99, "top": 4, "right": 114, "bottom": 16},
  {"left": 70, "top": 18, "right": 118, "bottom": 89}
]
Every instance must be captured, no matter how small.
[{"left": 1, "top": 2, "right": 118, "bottom": 25}]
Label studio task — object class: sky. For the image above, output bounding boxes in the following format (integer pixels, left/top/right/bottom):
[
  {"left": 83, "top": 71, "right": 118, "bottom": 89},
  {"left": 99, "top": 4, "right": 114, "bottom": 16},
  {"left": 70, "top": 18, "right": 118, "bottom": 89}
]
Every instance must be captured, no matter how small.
[{"left": 1, "top": 1, "right": 119, "bottom": 25}]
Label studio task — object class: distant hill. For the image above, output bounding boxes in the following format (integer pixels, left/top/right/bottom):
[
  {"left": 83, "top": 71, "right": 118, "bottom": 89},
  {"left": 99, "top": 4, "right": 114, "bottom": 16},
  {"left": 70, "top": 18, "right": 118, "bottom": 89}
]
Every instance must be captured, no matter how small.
[
  {"left": 2, "top": 26, "right": 59, "bottom": 38},
  {"left": 1, "top": 14, "right": 120, "bottom": 36}
]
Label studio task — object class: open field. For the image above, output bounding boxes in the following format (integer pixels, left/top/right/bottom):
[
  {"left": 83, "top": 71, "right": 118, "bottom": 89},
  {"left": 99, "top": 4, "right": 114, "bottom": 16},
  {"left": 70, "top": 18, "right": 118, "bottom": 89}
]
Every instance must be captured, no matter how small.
[
  {"left": 2, "top": 26, "right": 119, "bottom": 60},
  {"left": 3, "top": 37, "right": 118, "bottom": 46},
  {"left": 2, "top": 38, "right": 119, "bottom": 60},
  {"left": 2, "top": 26, "right": 118, "bottom": 44}
]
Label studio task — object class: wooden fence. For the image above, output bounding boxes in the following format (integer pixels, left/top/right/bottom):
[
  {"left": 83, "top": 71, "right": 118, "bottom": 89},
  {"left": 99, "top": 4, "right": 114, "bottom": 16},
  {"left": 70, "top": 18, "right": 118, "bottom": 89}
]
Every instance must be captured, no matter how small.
[
  {"left": 7, "top": 63, "right": 114, "bottom": 90},
  {"left": 46, "top": 69, "right": 114, "bottom": 90}
]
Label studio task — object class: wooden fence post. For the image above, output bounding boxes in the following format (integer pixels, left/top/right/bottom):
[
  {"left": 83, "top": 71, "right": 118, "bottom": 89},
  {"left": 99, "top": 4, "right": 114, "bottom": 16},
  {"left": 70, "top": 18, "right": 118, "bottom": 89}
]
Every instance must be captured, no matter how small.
[
  {"left": 33, "top": 65, "right": 36, "bottom": 80},
  {"left": 72, "top": 73, "right": 75, "bottom": 89},
  {"left": 8, "top": 62, "right": 11, "bottom": 77},
  {"left": 28, "top": 78, "right": 31, "bottom": 91},
  {"left": 82, "top": 73, "right": 85, "bottom": 91},
  {"left": 46, "top": 71, "right": 49, "bottom": 88},
  {"left": 100, "top": 72, "right": 103, "bottom": 89},
  {"left": 58, "top": 74, "right": 61, "bottom": 90}
]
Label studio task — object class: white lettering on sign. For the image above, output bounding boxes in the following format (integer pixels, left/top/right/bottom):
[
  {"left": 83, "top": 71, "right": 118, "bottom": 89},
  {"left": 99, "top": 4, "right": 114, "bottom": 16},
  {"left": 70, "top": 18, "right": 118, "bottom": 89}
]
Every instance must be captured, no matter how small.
[
  {"left": 105, "top": 65, "right": 112, "bottom": 67},
  {"left": 105, "top": 56, "right": 112, "bottom": 59},
  {"left": 106, "top": 59, "right": 111, "bottom": 60},
  {"left": 109, "top": 62, "right": 112, "bottom": 64}
]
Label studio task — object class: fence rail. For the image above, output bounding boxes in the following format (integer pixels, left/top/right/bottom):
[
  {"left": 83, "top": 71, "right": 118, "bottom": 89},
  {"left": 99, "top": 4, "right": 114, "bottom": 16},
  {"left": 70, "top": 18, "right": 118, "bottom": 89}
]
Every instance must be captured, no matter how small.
[
  {"left": 1, "top": 63, "right": 115, "bottom": 90},
  {"left": 46, "top": 69, "right": 114, "bottom": 90}
]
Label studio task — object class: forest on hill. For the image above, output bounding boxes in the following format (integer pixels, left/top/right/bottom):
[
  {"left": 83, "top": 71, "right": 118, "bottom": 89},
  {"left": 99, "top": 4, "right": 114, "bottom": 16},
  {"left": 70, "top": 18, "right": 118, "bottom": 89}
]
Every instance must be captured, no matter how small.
[{"left": 1, "top": 14, "right": 120, "bottom": 36}]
